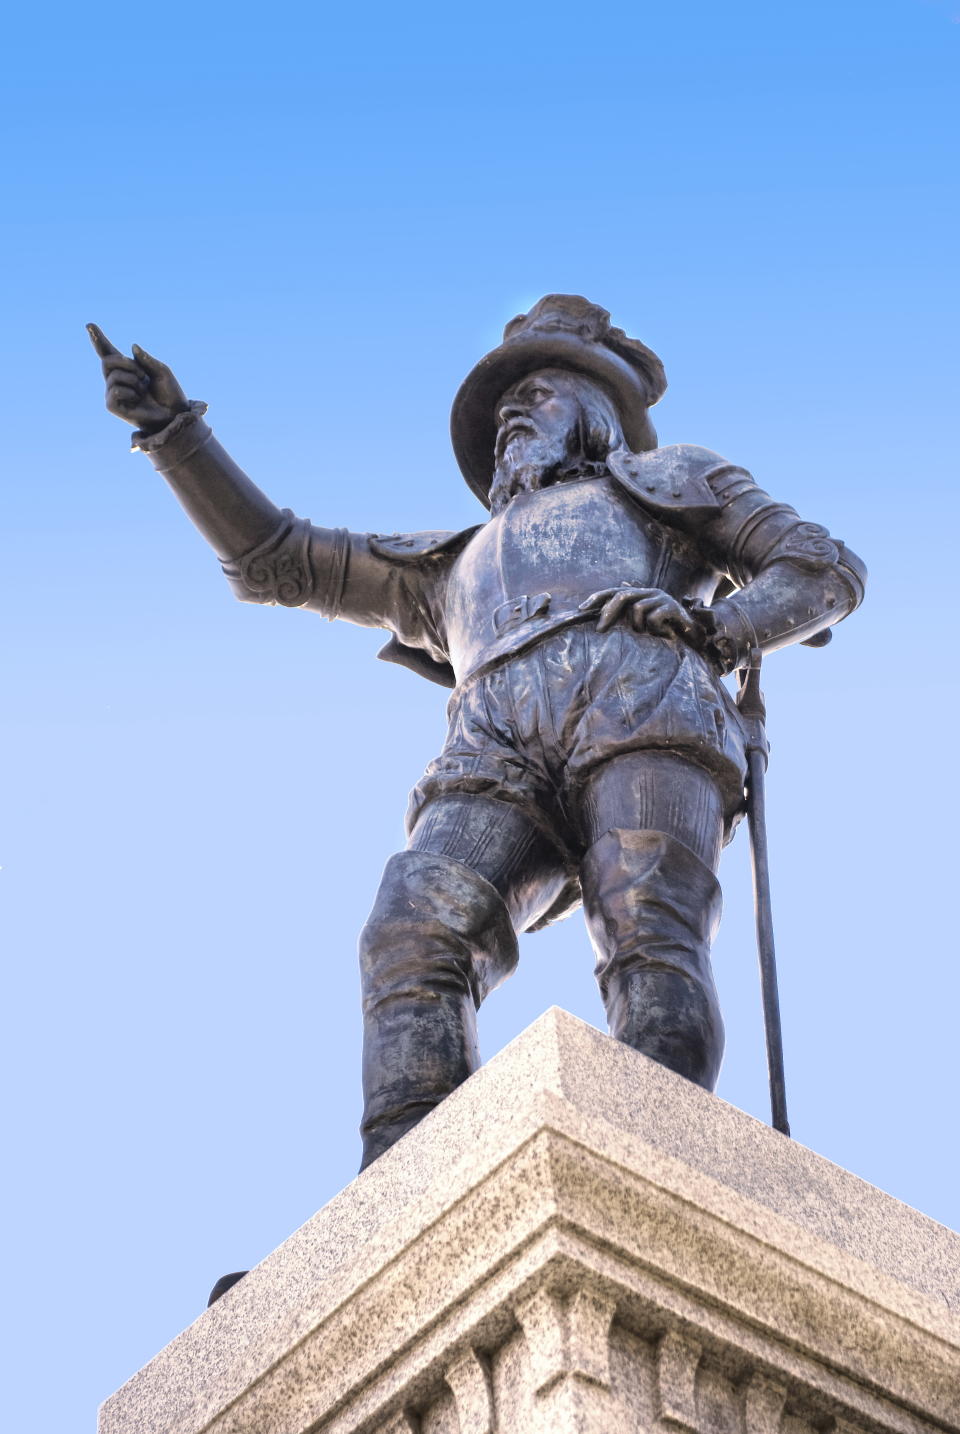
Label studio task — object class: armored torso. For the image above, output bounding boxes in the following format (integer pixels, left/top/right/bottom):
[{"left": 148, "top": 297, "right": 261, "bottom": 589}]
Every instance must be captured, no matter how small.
[{"left": 443, "top": 474, "right": 721, "bottom": 683}]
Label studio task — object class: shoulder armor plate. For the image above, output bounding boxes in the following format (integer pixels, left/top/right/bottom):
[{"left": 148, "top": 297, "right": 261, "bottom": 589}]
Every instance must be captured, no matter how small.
[
  {"left": 369, "top": 526, "right": 481, "bottom": 561},
  {"left": 608, "top": 444, "right": 738, "bottom": 522}
]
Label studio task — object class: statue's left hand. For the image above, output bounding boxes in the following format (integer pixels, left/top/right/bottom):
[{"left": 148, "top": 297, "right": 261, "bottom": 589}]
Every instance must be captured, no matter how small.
[
  {"left": 579, "top": 584, "right": 700, "bottom": 641},
  {"left": 87, "top": 324, "right": 190, "bottom": 435}
]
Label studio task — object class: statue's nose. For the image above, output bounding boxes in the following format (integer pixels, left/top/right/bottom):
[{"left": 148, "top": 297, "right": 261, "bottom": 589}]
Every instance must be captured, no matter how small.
[{"left": 497, "top": 398, "right": 526, "bottom": 425}]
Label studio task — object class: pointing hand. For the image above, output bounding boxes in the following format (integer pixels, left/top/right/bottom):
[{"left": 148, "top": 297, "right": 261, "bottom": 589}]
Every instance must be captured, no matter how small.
[{"left": 87, "top": 324, "right": 189, "bottom": 435}]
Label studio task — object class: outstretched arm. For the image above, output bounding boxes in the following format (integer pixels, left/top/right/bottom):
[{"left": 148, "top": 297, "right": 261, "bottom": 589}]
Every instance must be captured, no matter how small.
[
  {"left": 88, "top": 324, "right": 284, "bottom": 562},
  {"left": 88, "top": 326, "right": 452, "bottom": 663}
]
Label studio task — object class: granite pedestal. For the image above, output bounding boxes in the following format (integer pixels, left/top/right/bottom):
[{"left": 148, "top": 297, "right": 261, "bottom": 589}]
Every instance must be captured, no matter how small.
[{"left": 99, "top": 1009, "right": 960, "bottom": 1434}]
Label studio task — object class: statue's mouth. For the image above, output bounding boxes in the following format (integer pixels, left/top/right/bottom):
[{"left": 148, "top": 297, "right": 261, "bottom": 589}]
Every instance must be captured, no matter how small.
[{"left": 495, "top": 419, "right": 537, "bottom": 458}]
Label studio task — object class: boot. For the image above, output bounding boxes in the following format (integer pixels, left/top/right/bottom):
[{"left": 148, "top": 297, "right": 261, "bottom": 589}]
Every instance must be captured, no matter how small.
[
  {"left": 358, "top": 849, "right": 518, "bottom": 1169},
  {"left": 581, "top": 828, "right": 724, "bottom": 1090},
  {"left": 207, "top": 1271, "right": 247, "bottom": 1307}
]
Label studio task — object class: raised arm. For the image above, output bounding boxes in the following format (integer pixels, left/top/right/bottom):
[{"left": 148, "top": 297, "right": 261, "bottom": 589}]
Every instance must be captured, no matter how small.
[
  {"left": 88, "top": 325, "right": 453, "bottom": 665},
  {"left": 88, "top": 324, "right": 288, "bottom": 561}
]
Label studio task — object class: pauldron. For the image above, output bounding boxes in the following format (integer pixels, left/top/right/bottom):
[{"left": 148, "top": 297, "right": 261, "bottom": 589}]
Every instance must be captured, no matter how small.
[{"left": 368, "top": 528, "right": 481, "bottom": 562}]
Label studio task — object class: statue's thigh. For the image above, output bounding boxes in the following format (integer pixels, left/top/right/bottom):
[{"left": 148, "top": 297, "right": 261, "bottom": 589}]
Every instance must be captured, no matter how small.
[
  {"left": 407, "top": 793, "right": 568, "bottom": 933},
  {"left": 575, "top": 752, "right": 724, "bottom": 871}
]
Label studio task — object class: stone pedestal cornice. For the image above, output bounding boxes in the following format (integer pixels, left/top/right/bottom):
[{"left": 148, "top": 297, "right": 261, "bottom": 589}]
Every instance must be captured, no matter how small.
[{"left": 99, "top": 1009, "right": 960, "bottom": 1434}]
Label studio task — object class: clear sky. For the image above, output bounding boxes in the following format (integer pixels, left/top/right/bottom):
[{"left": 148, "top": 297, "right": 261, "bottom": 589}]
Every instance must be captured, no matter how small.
[{"left": 2, "top": 2, "right": 958, "bottom": 1429}]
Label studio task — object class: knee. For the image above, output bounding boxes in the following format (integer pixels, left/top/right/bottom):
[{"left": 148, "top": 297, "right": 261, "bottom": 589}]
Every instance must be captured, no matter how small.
[
  {"left": 580, "top": 827, "right": 725, "bottom": 1089},
  {"left": 581, "top": 828, "right": 722, "bottom": 981},
  {"left": 359, "top": 917, "right": 474, "bottom": 1006},
  {"left": 359, "top": 849, "right": 519, "bottom": 1005}
]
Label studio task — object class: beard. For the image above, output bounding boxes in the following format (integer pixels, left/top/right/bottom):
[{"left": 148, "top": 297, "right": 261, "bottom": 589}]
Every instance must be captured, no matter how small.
[{"left": 488, "top": 429, "right": 571, "bottom": 514}]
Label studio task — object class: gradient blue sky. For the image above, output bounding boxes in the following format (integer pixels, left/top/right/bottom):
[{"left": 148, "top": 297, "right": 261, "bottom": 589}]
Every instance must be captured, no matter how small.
[{"left": 3, "top": 2, "right": 958, "bottom": 1429}]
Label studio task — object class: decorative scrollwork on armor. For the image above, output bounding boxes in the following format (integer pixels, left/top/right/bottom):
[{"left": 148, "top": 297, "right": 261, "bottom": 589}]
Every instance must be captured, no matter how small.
[
  {"left": 234, "top": 509, "right": 315, "bottom": 607},
  {"left": 767, "top": 521, "right": 841, "bottom": 572}
]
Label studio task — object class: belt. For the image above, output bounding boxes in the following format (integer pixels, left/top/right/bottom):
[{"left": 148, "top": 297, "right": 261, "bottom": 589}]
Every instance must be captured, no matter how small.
[
  {"left": 454, "top": 588, "right": 715, "bottom": 688},
  {"left": 492, "top": 592, "right": 553, "bottom": 634},
  {"left": 492, "top": 588, "right": 653, "bottom": 636}
]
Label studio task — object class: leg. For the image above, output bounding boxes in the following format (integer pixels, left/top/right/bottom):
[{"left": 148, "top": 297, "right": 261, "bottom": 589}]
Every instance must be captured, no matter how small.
[
  {"left": 575, "top": 752, "right": 726, "bottom": 1090},
  {"left": 359, "top": 794, "right": 565, "bottom": 1169}
]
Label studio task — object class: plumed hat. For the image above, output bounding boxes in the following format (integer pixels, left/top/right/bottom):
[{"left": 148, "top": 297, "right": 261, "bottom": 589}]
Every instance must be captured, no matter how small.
[{"left": 450, "top": 294, "right": 667, "bottom": 506}]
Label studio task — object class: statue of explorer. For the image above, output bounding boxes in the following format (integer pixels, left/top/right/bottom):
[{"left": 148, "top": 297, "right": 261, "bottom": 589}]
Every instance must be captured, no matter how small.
[{"left": 89, "top": 295, "right": 865, "bottom": 1169}]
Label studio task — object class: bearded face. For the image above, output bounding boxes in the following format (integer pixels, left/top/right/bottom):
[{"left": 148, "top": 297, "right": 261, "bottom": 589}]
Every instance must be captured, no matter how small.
[{"left": 488, "top": 369, "right": 622, "bottom": 514}]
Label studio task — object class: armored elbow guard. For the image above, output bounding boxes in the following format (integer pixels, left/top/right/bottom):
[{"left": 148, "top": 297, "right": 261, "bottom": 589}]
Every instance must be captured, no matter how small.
[
  {"left": 221, "top": 509, "right": 317, "bottom": 607},
  {"left": 694, "top": 541, "right": 866, "bottom": 672}
]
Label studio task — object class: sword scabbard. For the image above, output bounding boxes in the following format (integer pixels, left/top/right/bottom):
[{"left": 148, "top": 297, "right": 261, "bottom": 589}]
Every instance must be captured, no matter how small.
[{"left": 736, "top": 650, "right": 790, "bottom": 1137}]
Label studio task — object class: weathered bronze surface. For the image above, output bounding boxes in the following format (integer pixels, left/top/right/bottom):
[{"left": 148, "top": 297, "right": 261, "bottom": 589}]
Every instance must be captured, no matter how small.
[{"left": 89, "top": 296, "right": 865, "bottom": 1169}]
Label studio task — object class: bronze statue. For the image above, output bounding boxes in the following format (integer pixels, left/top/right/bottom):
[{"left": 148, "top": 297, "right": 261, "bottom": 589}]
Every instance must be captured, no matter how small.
[{"left": 89, "top": 296, "right": 865, "bottom": 1170}]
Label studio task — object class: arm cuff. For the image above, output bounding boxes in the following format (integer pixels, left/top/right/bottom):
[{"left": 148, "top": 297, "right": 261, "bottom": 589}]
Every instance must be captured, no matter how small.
[
  {"left": 131, "top": 401, "right": 210, "bottom": 466},
  {"left": 684, "top": 598, "right": 756, "bottom": 675}
]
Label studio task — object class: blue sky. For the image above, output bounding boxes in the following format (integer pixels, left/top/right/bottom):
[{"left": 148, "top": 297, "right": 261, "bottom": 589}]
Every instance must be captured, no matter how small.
[{"left": 2, "top": 2, "right": 958, "bottom": 1429}]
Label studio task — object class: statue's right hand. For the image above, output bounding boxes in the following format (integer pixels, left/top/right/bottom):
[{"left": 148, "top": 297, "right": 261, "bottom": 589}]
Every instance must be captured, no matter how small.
[{"left": 87, "top": 323, "right": 190, "bottom": 435}]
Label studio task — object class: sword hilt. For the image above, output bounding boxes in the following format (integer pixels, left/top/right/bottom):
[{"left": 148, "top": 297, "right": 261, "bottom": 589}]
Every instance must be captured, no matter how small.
[{"left": 736, "top": 649, "right": 769, "bottom": 763}]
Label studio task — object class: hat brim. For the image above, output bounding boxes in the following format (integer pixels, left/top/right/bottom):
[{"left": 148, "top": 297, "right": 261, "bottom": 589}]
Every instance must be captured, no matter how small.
[{"left": 450, "top": 330, "right": 658, "bottom": 507}]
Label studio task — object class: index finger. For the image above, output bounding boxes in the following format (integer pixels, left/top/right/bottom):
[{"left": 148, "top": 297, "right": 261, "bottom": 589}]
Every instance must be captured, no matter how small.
[
  {"left": 578, "top": 588, "right": 619, "bottom": 611},
  {"left": 86, "top": 323, "right": 122, "bottom": 359}
]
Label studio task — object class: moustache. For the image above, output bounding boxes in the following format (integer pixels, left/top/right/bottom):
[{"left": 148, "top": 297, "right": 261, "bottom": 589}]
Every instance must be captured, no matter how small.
[{"left": 494, "top": 418, "right": 540, "bottom": 459}]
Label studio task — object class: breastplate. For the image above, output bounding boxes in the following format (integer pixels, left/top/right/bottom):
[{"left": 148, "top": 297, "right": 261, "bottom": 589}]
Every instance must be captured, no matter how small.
[{"left": 444, "top": 475, "right": 718, "bottom": 681}]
